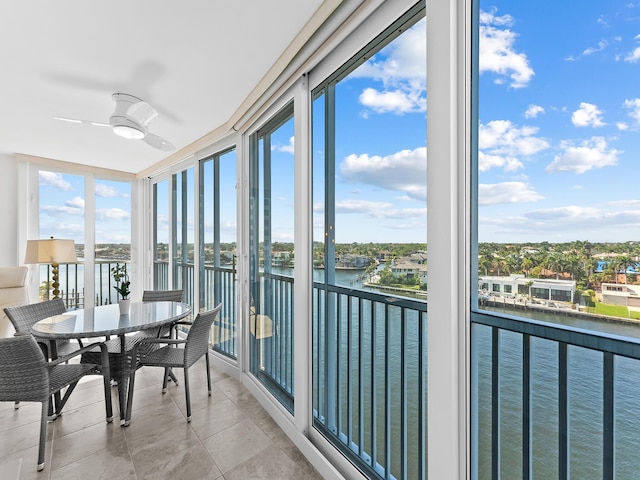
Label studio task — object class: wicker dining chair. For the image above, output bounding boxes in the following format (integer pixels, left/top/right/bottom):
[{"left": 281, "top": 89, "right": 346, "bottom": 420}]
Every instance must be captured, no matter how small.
[
  {"left": 4, "top": 299, "right": 86, "bottom": 411},
  {"left": 141, "top": 289, "right": 187, "bottom": 338},
  {"left": 0, "top": 335, "right": 112, "bottom": 471},
  {"left": 125, "top": 303, "right": 222, "bottom": 424},
  {"left": 3, "top": 298, "right": 82, "bottom": 359}
]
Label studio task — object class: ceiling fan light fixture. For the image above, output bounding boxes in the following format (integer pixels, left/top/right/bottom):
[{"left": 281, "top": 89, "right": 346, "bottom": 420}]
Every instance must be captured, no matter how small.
[{"left": 112, "top": 124, "right": 145, "bottom": 139}]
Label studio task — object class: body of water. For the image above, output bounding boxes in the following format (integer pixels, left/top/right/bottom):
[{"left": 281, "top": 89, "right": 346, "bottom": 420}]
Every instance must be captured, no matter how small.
[{"left": 307, "top": 267, "right": 640, "bottom": 479}]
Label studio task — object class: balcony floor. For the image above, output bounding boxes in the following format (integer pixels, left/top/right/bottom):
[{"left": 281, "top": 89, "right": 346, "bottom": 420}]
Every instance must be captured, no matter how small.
[{"left": 0, "top": 356, "right": 322, "bottom": 479}]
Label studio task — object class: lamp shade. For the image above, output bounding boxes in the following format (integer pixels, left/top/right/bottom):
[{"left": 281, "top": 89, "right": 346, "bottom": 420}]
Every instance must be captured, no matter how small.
[{"left": 24, "top": 238, "right": 77, "bottom": 265}]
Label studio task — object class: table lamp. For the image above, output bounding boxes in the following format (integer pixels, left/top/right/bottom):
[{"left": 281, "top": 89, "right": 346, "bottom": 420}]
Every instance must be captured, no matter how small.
[{"left": 25, "top": 237, "right": 77, "bottom": 299}]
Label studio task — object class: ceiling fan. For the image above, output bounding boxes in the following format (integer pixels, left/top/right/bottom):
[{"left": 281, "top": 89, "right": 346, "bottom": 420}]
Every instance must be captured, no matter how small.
[{"left": 54, "top": 93, "right": 175, "bottom": 151}]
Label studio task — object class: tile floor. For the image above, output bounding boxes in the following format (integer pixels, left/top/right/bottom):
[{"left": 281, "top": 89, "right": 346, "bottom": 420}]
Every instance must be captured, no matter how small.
[{"left": 0, "top": 356, "right": 323, "bottom": 480}]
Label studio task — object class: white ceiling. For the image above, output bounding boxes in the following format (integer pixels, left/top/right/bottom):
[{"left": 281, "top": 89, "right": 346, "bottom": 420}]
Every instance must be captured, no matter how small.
[{"left": 0, "top": 0, "right": 328, "bottom": 174}]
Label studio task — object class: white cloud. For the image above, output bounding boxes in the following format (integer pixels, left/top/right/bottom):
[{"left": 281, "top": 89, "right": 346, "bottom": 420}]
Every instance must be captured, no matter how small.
[
  {"left": 67, "top": 197, "right": 85, "bottom": 209},
  {"left": 276, "top": 136, "right": 295, "bottom": 154},
  {"left": 334, "top": 199, "right": 425, "bottom": 221},
  {"left": 571, "top": 102, "right": 605, "bottom": 127},
  {"left": 39, "top": 171, "right": 72, "bottom": 191},
  {"left": 479, "top": 181, "right": 544, "bottom": 205},
  {"left": 96, "top": 208, "right": 130, "bottom": 221},
  {"left": 624, "top": 98, "right": 640, "bottom": 124},
  {"left": 478, "top": 120, "right": 548, "bottom": 173},
  {"left": 371, "top": 207, "right": 427, "bottom": 220},
  {"left": 359, "top": 87, "right": 425, "bottom": 114},
  {"left": 40, "top": 196, "right": 85, "bottom": 217},
  {"left": 546, "top": 137, "right": 621, "bottom": 174},
  {"left": 96, "top": 183, "right": 128, "bottom": 198},
  {"left": 524, "top": 104, "right": 545, "bottom": 119},
  {"left": 479, "top": 120, "right": 549, "bottom": 155},
  {"left": 478, "top": 152, "right": 524, "bottom": 172},
  {"left": 479, "top": 8, "right": 534, "bottom": 88},
  {"left": 617, "top": 122, "right": 629, "bottom": 130},
  {"left": 526, "top": 205, "right": 640, "bottom": 230},
  {"left": 624, "top": 46, "right": 640, "bottom": 62},
  {"left": 480, "top": 204, "right": 640, "bottom": 239},
  {"left": 339, "top": 147, "right": 427, "bottom": 201},
  {"left": 352, "top": 19, "right": 426, "bottom": 115},
  {"left": 39, "top": 222, "right": 84, "bottom": 240},
  {"left": 335, "top": 199, "right": 392, "bottom": 214},
  {"left": 583, "top": 40, "right": 608, "bottom": 56}
]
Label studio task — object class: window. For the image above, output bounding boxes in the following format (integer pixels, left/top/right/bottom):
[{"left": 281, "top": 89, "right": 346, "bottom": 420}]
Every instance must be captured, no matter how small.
[
  {"left": 38, "top": 170, "right": 131, "bottom": 308},
  {"left": 153, "top": 179, "right": 170, "bottom": 289},
  {"left": 200, "top": 148, "right": 237, "bottom": 358},
  {"left": 173, "top": 168, "right": 194, "bottom": 306},
  {"left": 471, "top": 1, "right": 640, "bottom": 477},
  {"left": 95, "top": 179, "right": 131, "bottom": 305},
  {"left": 312, "top": 5, "right": 426, "bottom": 478},
  {"left": 249, "top": 102, "right": 296, "bottom": 411},
  {"left": 38, "top": 170, "right": 84, "bottom": 304}
]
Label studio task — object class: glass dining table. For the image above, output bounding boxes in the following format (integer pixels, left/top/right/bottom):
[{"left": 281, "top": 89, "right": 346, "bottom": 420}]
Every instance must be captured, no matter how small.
[{"left": 31, "top": 301, "right": 192, "bottom": 424}]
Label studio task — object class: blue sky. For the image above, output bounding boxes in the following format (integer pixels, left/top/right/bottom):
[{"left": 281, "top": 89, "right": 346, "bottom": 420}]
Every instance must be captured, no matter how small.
[
  {"left": 478, "top": 0, "right": 640, "bottom": 242},
  {"left": 39, "top": 171, "right": 131, "bottom": 247},
  {"left": 310, "top": 18, "right": 427, "bottom": 244}
]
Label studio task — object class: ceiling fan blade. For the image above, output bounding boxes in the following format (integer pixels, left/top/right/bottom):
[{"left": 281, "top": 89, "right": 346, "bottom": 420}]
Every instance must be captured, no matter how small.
[
  {"left": 143, "top": 133, "right": 175, "bottom": 151},
  {"left": 53, "top": 116, "right": 110, "bottom": 127},
  {"left": 127, "top": 101, "right": 158, "bottom": 126}
]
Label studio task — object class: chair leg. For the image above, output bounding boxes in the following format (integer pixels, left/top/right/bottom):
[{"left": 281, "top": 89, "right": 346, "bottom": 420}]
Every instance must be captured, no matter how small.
[
  {"left": 205, "top": 352, "right": 212, "bottom": 396},
  {"left": 14, "top": 401, "right": 19, "bottom": 409},
  {"left": 100, "top": 343, "right": 113, "bottom": 423},
  {"left": 162, "top": 367, "right": 170, "bottom": 393},
  {"left": 124, "top": 369, "right": 136, "bottom": 426},
  {"left": 184, "top": 367, "right": 191, "bottom": 422},
  {"left": 38, "top": 400, "right": 48, "bottom": 471},
  {"left": 117, "top": 378, "right": 128, "bottom": 425}
]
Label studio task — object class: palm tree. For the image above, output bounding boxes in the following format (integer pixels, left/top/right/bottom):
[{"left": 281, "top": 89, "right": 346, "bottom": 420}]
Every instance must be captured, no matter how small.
[
  {"left": 478, "top": 256, "right": 491, "bottom": 276},
  {"left": 615, "top": 255, "right": 634, "bottom": 284}
]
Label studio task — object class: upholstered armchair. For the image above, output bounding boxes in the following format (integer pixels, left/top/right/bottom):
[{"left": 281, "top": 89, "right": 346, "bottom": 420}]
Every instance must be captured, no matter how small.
[{"left": 0, "top": 266, "right": 28, "bottom": 338}]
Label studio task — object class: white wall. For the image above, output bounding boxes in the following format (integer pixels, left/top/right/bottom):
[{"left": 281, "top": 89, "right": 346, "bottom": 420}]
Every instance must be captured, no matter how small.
[{"left": 0, "top": 155, "right": 19, "bottom": 266}]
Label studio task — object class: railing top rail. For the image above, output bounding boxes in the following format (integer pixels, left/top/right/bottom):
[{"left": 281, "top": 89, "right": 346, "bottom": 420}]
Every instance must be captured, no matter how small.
[
  {"left": 314, "top": 281, "right": 428, "bottom": 312},
  {"left": 473, "top": 310, "right": 640, "bottom": 361}
]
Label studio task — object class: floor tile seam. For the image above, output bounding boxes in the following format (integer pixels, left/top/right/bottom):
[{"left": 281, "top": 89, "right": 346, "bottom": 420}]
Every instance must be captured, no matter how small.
[
  {"left": 49, "top": 436, "right": 130, "bottom": 475},
  {"left": 119, "top": 423, "right": 141, "bottom": 480},
  {"left": 183, "top": 404, "right": 226, "bottom": 476},
  {"left": 220, "top": 442, "right": 273, "bottom": 476}
]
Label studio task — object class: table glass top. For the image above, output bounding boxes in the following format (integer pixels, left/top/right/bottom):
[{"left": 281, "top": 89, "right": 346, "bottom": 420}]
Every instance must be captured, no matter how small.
[{"left": 31, "top": 301, "right": 192, "bottom": 339}]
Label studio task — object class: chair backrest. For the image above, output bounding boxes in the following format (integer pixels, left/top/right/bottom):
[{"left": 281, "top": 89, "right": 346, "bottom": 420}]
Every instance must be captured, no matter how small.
[
  {"left": 4, "top": 298, "right": 66, "bottom": 335},
  {"left": 184, "top": 303, "right": 222, "bottom": 368},
  {"left": 0, "top": 335, "right": 49, "bottom": 402},
  {"left": 0, "top": 266, "right": 28, "bottom": 338},
  {"left": 142, "top": 289, "right": 184, "bottom": 303}
]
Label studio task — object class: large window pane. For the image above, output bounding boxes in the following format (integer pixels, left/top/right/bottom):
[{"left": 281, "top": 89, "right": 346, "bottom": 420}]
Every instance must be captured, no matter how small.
[
  {"left": 173, "top": 168, "right": 194, "bottom": 306},
  {"left": 312, "top": 8, "right": 427, "bottom": 479},
  {"left": 201, "top": 148, "right": 237, "bottom": 359},
  {"left": 38, "top": 170, "right": 84, "bottom": 306},
  {"left": 95, "top": 179, "right": 131, "bottom": 305},
  {"left": 472, "top": 1, "right": 640, "bottom": 477},
  {"left": 249, "top": 104, "right": 295, "bottom": 411},
  {"left": 153, "top": 179, "right": 170, "bottom": 289}
]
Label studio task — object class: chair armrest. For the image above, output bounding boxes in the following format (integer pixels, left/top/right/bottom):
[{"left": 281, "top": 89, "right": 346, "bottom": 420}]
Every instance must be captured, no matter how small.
[
  {"left": 138, "top": 338, "right": 185, "bottom": 346},
  {"left": 130, "top": 337, "right": 185, "bottom": 359},
  {"left": 48, "top": 341, "right": 108, "bottom": 367},
  {"left": 172, "top": 320, "right": 193, "bottom": 326}
]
